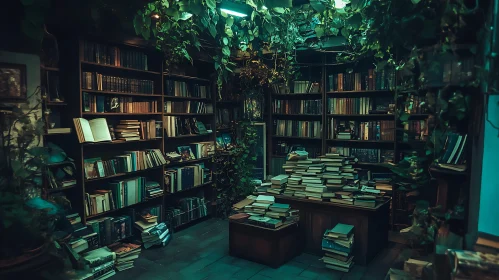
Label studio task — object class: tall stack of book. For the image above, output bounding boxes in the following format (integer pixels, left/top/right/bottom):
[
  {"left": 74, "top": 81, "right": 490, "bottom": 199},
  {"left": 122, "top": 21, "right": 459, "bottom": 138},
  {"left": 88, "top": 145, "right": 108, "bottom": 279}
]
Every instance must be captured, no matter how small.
[
  {"left": 81, "top": 247, "right": 116, "bottom": 279},
  {"left": 268, "top": 175, "right": 288, "bottom": 195},
  {"left": 108, "top": 242, "right": 142, "bottom": 272},
  {"left": 140, "top": 222, "right": 171, "bottom": 249},
  {"left": 322, "top": 223, "right": 354, "bottom": 272}
]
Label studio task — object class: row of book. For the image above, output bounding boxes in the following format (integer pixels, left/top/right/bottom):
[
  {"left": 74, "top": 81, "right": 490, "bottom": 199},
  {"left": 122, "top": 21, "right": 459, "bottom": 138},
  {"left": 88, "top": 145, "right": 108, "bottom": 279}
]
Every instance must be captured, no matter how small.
[
  {"left": 83, "top": 93, "right": 158, "bottom": 113},
  {"left": 84, "top": 178, "right": 163, "bottom": 216},
  {"left": 82, "top": 40, "right": 149, "bottom": 71},
  {"left": 164, "top": 80, "right": 210, "bottom": 98},
  {"left": 402, "top": 120, "right": 428, "bottom": 142},
  {"left": 272, "top": 99, "right": 323, "bottom": 115},
  {"left": 322, "top": 223, "right": 355, "bottom": 272},
  {"left": 83, "top": 149, "right": 166, "bottom": 179},
  {"left": 165, "top": 197, "right": 209, "bottom": 227},
  {"left": 274, "top": 120, "right": 322, "bottom": 138},
  {"left": 404, "top": 95, "right": 428, "bottom": 114},
  {"left": 82, "top": 72, "right": 155, "bottom": 94},
  {"left": 327, "top": 69, "right": 395, "bottom": 92},
  {"left": 164, "top": 101, "right": 213, "bottom": 114},
  {"left": 328, "top": 147, "right": 394, "bottom": 163},
  {"left": 328, "top": 97, "right": 374, "bottom": 115},
  {"left": 163, "top": 116, "right": 210, "bottom": 137},
  {"left": 292, "top": 81, "right": 321, "bottom": 94},
  {"left": 164, "top": 163, "right": 210, "bottom": 193},
  {"left": 231, "top": 195, "right": 299, "bottom": 228},
  {"left": 216, "top": 107, "right": 241, "bottom": 128},
  {"left": 330, "top": 119, "right": 395, "bottom": 141}
]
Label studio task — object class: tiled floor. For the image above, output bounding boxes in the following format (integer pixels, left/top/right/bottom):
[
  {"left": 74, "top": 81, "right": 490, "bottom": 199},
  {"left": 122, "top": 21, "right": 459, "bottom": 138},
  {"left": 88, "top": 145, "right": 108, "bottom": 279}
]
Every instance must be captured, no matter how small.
[{"left": 111, "top": 218, "right": 402, "bottom": 280}]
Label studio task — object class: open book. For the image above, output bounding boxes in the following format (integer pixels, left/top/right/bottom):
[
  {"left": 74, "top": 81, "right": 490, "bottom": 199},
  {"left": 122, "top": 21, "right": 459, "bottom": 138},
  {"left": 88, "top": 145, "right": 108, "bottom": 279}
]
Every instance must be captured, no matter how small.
[{"left": 73, "top": 118, "right": 112, "bottom": 143}]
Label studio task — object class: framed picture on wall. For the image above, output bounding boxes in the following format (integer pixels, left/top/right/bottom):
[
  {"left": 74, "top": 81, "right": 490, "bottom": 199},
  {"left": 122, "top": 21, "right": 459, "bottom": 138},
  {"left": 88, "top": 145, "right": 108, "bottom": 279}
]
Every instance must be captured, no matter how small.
[
  {"left": 250, "top": 122, "right": 266, "bottom": 181},
  {"left": 0, "top": 63, "right": 27, "bottom": 101}
]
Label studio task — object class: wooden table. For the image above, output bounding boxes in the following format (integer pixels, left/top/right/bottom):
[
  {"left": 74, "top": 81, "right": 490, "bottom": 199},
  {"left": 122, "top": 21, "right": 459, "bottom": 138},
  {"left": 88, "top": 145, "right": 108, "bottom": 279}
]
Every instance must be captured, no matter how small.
[
  {"left": 275, "top": 195, "right": 391, "bottom": 265},
  {"left": 229, "top": 220, "right": 301, "bottom": 268}
]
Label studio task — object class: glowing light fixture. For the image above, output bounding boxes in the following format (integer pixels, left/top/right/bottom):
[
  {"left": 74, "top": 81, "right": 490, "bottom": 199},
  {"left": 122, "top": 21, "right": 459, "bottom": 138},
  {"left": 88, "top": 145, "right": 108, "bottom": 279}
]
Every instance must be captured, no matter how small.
[
  {"left": 219, "top": 1, "right": 251, "bottom": 17},
  {"left": 152, "top": 14, "right": 160, "bottom": 19},
  {"left": 334, "top": 0, "right": 347, "bottom": 9}
]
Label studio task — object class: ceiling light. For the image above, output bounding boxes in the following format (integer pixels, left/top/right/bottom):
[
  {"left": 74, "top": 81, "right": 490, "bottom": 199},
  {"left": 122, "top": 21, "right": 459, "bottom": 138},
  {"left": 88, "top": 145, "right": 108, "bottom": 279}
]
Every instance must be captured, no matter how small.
[{"left": 219, "top": 2, "right": 252, "bottom": 18}]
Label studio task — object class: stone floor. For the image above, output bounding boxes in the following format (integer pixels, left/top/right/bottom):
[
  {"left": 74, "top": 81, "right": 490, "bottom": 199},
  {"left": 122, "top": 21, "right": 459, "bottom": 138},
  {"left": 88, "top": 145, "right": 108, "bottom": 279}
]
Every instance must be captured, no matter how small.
[{"left": 111, "top": 218, "right": 403, "bottom": 280}]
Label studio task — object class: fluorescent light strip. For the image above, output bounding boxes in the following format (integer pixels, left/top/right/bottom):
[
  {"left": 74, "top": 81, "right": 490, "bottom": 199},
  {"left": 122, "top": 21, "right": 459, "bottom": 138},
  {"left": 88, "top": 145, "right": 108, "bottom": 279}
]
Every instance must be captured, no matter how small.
[{"left": 220, "top": 8, "right": 248, "bottom": 17}]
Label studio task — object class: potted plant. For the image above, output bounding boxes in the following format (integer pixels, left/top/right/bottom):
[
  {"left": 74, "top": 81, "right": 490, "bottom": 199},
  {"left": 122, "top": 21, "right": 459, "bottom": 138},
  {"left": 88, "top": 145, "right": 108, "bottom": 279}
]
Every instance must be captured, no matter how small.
[{"left": 0, "top": 89, "right": 60, "bottom": 268}]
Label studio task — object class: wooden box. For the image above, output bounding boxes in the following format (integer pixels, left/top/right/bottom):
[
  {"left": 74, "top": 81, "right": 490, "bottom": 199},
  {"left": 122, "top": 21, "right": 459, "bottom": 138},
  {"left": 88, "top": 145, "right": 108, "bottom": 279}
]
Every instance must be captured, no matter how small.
[{"left": 229, "top": 221, "right": 302, "bottom": 268}]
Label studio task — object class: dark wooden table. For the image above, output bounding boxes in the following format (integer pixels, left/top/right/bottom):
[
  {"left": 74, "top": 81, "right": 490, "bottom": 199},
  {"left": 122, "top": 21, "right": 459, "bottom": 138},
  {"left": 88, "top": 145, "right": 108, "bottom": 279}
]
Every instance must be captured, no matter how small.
[
  {"left": 229, "top": 220, "right": 302, "bottom": 268},
  {"left": 275, "top": 195, "right": 391, "bottom": 265}
]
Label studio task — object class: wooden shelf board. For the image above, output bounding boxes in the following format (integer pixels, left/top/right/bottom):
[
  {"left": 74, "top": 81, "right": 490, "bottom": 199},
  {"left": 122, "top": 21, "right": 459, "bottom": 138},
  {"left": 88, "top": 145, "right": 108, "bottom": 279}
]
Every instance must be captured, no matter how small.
[
  {"left": 272, "top": 136, "right": 322, "bottom": 140},
  {"left": 45, "top": 161, "right": 74, "bottom": 167},
  {"left": 166, "top": 133, "right": 213, "bottom": 139},
  {"left": 164, "top": 73, "right": 210, "bottom": 82},
  {"left": 86, "top": 196, "right": 163, "bottom": 220},
  {"left": 326, "top": 90, "right": 393, "bottom": 94},
  {"left": 272, "top": 93, "right": 322, "bottom": 98},
  {"left": 164, "top": 96, "right": 211, "bottom": 101},
  {"left": 271, "top": 154, "right": 287, "bottom": 158},
  {"left": 81, "top": 89, "right": 162, "bottom": 97},
  {"left": 82, "top": 112, "right": 162, "bottom": 116},
  {"left": 272, "top": 114, "right": 322, "bottom": 117},
  {"left": 44, "top": 130, "right": 72, "bottom": 136},
  {"left": 163, "top": 113, "right": 214, "bottom": 116},
  {"left": 81, "top": 61, "right": 161, "bottom": 75},
  {"left": 46, "top": 102, "right": 67, "bottom": 106},
  {"left": 46, "top": 185, "right": 77, "bottom": 193},
  {"left": 165, "top": 157, "right": 213, "bottom": 167},
  {"left": 327, "top": 114, "right": 394, "bottom": 117},
  {"left": 83, "top": 138, "right": 161, "bottom": 146},
  {"left": 85, "top": 166, "right": 163, "bottom": 182},
  {"left": 41, "top": 66, "right": 60, "bottom": 71},
  {"left": 166, "top": 181, "right": 213, "bottom": 195},
  {"left": 326, "top": 139, "right": 394, "bottom": 143}
]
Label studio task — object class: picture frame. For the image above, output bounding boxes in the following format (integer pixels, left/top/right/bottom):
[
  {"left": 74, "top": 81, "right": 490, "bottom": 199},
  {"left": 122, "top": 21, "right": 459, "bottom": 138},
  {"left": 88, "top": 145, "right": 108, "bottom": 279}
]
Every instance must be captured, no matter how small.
[{"left": 0, "top": 63, "right": 27, "bottom": 101}]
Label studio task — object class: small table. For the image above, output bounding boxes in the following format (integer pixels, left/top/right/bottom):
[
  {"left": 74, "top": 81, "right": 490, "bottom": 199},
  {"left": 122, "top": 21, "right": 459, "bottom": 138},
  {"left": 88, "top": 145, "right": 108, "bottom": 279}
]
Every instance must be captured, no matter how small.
[{"left": 229, "top": 220, "right": 302, "bottom": 268}]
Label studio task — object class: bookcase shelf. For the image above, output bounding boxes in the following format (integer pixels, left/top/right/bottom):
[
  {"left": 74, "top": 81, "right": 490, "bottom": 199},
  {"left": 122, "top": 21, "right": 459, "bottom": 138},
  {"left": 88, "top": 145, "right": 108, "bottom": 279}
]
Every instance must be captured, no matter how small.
[
  {"left": 272, "top": 136, "right": 322, "bottom": 140},
  {"left": 84, "top": 166, "right": 164, "bottom": 183},
  {"left": 86, "top": 196, "right": 163, "bottom": 220},
  {"left": 46, "top": 185, "right": 77, "bottom": 193},
  {"left": 82, "top": 112, "right": 162, "bottom": 116},
  {"left": 81, "top": 89, "right": 163, "bottom": 98},
  {"left": 165, "top": 157, "right": 213, "bottom": 167},
  {"left": 166, "top": 133, "right": 214, "bottom": 139},
  {"left": 81, "top": 61, "right": 161, "bottom": 75},
  {"left": 166, "top": 181, "right": 213, "bottom": 195},
  {"left": 326, "top": 139, "right": 395, "bottom": 144},
  {"left": 272, "top": 114, "right": 322, "bottom": 118},
  {"left": 47, "top": 102, "right": 68, "bottom": 106},
  {"left": 327, "top": 114, "right": 395, "bottom": 118},
  {"left": 82, "top": 138, "right": 162, "bottom": 146},
  {"left": 326, "top": 90, "right": 394, "bottom": 95},
  {"left": 164, "top": 96, "right": 211, "bottom": 101},
  {"left": 164, "top": 73, "right": 210, "bottom": 82},
  {"left": 41, "top": 66, "right": 60, "bottom": 72},
  {"left": 163, "top": 113, "right": 214, "bottom": 116},
  {"left": 272, "top": 93, "right": 322, "bottom": 99}
]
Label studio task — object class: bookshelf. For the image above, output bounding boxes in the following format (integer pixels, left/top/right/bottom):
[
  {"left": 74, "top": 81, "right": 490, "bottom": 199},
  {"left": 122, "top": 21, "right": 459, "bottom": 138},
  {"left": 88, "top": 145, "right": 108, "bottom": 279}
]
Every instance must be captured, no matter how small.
[
  {"left": 267, "top": 54, "right": 431, "bottom": 176},
  {"left": 60, "top": 37, "right": 166, "bottom": 237},
  {"left": 162, "top": 65, "right": 216, "bottom": 229}
]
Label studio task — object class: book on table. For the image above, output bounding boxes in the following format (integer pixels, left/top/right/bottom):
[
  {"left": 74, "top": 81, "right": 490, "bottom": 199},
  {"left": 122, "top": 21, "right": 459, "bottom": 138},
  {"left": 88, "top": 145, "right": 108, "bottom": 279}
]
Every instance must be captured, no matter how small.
[{"left": 73, "top": 118, "right": 112, "bottom": 143}]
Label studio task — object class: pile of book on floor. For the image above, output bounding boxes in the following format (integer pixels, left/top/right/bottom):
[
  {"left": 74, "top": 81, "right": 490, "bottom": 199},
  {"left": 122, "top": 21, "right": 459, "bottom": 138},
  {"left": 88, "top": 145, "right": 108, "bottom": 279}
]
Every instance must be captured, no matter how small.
[
  {"left": 134, "top": 213, "right": 172, "bottom": 249},
  {"left": 232, "top": 195, "right": 299, "bottom": 228},
  {"left": 67, "top": 213, "right": 100, "bottom": 253},
  {"left": 81, "top": 247, "right": 116, "bottom": 279},
  {"left": 322, "top": 223, "right": 354, "bottom": 272},
  {"left": 108, "top": 242, "right": 142, "bottom": 271}
]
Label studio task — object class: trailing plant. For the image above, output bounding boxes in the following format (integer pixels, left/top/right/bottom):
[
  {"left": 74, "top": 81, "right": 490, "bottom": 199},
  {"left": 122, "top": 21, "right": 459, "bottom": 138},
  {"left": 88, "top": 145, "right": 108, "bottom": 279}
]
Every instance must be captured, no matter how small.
[{"left": 213, "top": 120, "right": 257, "bottom": 217}]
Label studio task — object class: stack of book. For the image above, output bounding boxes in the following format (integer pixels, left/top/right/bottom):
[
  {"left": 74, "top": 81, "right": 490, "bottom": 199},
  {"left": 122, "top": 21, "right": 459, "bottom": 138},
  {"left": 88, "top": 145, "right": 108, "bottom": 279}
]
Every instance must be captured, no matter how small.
[
  {"left": 242, "top": 195, "right": 274, "bottom": 216},
  {"left": 267, "top": 175, "right": 288, "bottom": 195},
  {"left": 69, "top": 214, "right": 99, "bottom": 253},
  {"left": 145, "top": 180, "right": 163, "bottom": 199},
  {"left": 81, "top": 247, "right": 116, "bottom": 279},
  {"left": 115, "top": 120, "right": 141, "bottom": 141},
  {"left": 140, "top": 222, "right": 171, "bottom": 249},
  {"left": 108, "top": 242, "right": 142, "bottom": 272},
  {"left": 254, "top": 182, "right": 271, "bottom": 194},
  {"left": 265, "top": 203, "right": 291, "bottom": 220},
  {"left": 322, "top": 223, "right": 355, "bottom": 272}
]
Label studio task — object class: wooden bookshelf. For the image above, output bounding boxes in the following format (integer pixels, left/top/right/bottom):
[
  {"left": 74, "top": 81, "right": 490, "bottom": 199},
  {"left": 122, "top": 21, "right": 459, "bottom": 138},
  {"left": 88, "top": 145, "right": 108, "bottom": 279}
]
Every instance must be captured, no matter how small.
[{"left": 59, "top": 37, "right": 166, "bottom": 228}]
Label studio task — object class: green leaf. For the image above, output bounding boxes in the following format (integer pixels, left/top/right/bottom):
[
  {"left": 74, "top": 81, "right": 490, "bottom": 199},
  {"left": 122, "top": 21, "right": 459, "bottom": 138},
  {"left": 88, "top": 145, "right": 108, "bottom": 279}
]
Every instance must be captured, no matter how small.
[
  {"left": 251, "top": 11, "right": 256, "bottom": 21},
  {"left": 273, "top": 7, "right": 285, "bottom": 13},
  {"left": 223, "top": 37, "right": 229, "bottom": 45},
  {"left": 264, "top": 22, "right": 274, "bottom": 33},
  {"left": 206, "top": 0, "right": 216, "bottom": 9},
  {"left": 246, "top": 0, "right": 257, "bottom": 8},
  {"left": 162, "top": 0, "right": 170, "bottom": 8},
  {"left": 310, "top": 0, "right": 325, "bottom": 13},
  {"left": 225, "top": 27, "right": 233, "bottom": 37},
  {"left": 411, "top": 0, "right": 420, "bottom": 4},
  {"left": 314, "top": 25, "right": 324, "bottom": 38},
  {"left": 179, "top": 12, "right": 193, "bottom": 20},
  {"left": 222, "top": 46, "right": 231, "bottom": 56},
  {"left": 209, "top": 24, "right": 217, "bottom": 38},
  {"left": 329, "top": 27, "right": 339, "bottom": 36},
  {"left": 226, "top": 17, "right": 234, "bottom": 27}
]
